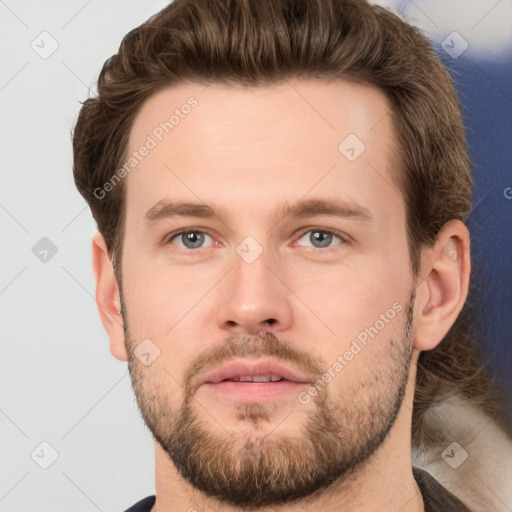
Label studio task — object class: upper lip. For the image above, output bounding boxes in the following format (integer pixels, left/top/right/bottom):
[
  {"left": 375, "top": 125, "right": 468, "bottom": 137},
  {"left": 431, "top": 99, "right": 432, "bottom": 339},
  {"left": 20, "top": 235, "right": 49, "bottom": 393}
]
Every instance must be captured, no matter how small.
[{"left": 199, "top": 359, "right": 312, "bottom": 385}]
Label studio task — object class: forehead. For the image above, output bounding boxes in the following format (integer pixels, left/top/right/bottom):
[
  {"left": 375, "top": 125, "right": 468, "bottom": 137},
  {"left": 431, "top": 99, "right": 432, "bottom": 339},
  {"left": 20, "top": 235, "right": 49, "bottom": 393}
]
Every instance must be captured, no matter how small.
[{"left": 124, "top": 79, "right": 402, "bottom": 226}]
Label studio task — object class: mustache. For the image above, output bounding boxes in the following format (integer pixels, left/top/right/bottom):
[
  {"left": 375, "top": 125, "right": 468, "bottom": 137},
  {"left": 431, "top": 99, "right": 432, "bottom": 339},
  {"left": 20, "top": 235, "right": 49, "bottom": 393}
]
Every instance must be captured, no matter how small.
[{"left": 183, "top": 331, "right": 324, "bottom": 395}]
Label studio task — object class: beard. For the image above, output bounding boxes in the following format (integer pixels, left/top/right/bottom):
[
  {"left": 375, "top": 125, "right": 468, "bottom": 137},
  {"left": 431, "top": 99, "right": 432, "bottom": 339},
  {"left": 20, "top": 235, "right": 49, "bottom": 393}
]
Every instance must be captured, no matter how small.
[{"left": 122, "top": 291, "right": 415, "bottom": 509}]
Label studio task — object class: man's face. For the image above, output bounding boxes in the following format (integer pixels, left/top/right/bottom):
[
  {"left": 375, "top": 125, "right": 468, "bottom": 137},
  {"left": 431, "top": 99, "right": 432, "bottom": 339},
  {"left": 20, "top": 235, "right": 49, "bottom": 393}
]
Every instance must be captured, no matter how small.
[{"left": 120, "top": 80, "right": 417, "bottom": 507}]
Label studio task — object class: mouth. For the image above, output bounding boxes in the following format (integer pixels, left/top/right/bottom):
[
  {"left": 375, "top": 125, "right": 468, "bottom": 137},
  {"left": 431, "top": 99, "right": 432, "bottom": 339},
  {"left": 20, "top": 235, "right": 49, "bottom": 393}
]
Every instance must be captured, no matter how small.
[
  {"left": 220, "top": 374, "right": 288, "bottom": 382},
  {"left": 198, "top": 359, "right": 312, "bottom": 402}
]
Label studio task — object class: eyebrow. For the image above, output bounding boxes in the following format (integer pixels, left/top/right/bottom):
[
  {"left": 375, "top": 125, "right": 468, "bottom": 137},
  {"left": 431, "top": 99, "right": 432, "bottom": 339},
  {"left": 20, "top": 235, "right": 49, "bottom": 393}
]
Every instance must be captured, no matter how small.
[{"left": 144, "top": 198, "right": 373, "bottom": 225}]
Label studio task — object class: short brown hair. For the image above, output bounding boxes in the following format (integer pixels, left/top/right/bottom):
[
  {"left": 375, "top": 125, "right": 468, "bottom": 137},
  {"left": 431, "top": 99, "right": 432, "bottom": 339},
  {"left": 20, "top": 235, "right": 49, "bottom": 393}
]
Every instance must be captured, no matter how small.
[{"left": 72, "top": 0, "right": 510, "bottom": 445}]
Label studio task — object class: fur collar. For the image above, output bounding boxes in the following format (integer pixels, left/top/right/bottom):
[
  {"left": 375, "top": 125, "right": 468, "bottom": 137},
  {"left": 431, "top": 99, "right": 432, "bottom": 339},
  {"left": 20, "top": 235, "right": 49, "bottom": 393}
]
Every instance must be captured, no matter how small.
[{"left": 412, "top": 395, "right": 512, "bottom": 511}]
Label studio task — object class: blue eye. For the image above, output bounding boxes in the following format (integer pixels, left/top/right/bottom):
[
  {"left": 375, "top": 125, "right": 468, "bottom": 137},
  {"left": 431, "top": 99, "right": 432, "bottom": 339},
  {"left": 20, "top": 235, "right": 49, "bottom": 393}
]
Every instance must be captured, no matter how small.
[
  {"left": 296, "top": 230, "right": 344, "bottom": 249},
  {"left": 165, "top": 228, "right": 345, "bottom": 252},
  {"left": 171, "top": 231, "right": 214, "bottom": 249}
]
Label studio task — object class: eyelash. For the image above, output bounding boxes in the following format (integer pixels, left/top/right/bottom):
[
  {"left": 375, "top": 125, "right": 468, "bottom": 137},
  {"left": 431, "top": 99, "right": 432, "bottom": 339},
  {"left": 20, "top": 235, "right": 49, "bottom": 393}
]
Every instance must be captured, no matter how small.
[
  {"left": 294, "top": 228, "right": 348, "bottom": 250},
  {"left": 163, "top": 227, "right": 348, "bottom": 252}
]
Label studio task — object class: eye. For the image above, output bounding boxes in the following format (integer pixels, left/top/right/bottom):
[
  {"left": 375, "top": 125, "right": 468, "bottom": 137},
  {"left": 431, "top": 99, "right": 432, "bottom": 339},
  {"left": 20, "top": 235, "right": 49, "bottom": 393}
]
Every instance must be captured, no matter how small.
[
  {"left": 295, "top": 229, "right": 345, "bottom": 249},
  {"left": 168, "top": 230, "right": 215, "bottom": 250}
]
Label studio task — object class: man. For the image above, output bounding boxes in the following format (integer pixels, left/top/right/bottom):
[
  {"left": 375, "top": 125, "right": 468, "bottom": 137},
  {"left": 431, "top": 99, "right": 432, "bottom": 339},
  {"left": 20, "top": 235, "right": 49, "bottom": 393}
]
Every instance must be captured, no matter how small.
[{"left": 72, "top": 0, "right": 512, "bottom": 510}]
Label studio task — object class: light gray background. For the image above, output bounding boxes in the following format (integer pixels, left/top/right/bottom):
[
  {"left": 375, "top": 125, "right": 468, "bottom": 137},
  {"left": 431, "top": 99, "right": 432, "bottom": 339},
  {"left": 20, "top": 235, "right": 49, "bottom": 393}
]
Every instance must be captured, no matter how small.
[
  {"left": 1, "top": 2, "right": 167, "bottom": 511},
  {"left": 1, "top": 1, "right": 511, "bottom": 511}
]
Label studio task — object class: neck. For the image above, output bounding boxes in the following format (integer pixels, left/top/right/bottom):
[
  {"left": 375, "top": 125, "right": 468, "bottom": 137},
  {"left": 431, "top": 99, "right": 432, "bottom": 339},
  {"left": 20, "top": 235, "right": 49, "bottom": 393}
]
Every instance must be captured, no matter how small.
[{"left": 152, "top": 357, "right": 424, "bottom": 512}]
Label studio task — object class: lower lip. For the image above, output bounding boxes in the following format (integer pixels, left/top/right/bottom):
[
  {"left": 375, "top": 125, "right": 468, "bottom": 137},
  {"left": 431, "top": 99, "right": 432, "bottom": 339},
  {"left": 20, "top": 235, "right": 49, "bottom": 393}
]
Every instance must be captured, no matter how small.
[{"left": 202, "top": 380, "right": 310, "bottom": 402}]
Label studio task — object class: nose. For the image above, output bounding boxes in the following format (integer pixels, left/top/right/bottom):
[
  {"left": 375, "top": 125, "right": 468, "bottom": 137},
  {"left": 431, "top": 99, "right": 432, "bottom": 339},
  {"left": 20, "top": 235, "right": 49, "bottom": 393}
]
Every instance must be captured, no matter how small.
[{"left": 216, "top": 243, "right": 294, "bottom": 335}]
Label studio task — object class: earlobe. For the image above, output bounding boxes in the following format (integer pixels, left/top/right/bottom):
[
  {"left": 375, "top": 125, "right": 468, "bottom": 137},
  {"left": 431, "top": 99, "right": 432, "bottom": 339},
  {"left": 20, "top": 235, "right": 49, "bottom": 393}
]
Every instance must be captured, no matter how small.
[
  {"left": 91, "top": 232, "right": 128, "bottom": 361},
  {"left": 414, "top": 221, "right": 470, "bottom": 352}
]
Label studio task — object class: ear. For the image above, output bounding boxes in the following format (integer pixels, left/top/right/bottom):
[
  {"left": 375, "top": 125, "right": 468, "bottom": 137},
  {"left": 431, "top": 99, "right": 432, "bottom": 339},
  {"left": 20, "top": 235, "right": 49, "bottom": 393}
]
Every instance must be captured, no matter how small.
[
  {"left": 91, "top": 232, "right": 128, "bottom": 361},
  {"left": 413, "top": 219, "right": 471, "bottom": 352}
]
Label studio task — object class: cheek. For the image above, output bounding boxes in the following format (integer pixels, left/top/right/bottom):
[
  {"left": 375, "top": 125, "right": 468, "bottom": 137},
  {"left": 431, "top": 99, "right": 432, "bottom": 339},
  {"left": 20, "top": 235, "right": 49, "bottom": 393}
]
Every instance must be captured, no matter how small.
[
  {"left": 294, "top": 249, "right": 411, "bottom": 350},
  {"left": 121, "top": 258, "right": 225, "bottom": 383},
  {"left": 121, "top": 251, "right": 208, "bottom": 336}
]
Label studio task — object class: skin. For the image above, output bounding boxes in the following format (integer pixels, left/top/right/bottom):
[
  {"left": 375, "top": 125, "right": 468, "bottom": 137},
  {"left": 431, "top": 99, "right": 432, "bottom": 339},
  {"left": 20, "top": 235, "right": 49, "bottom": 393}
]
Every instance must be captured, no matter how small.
[{"left": 92, "top": 79, "right": 470, "bottom": 512}]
